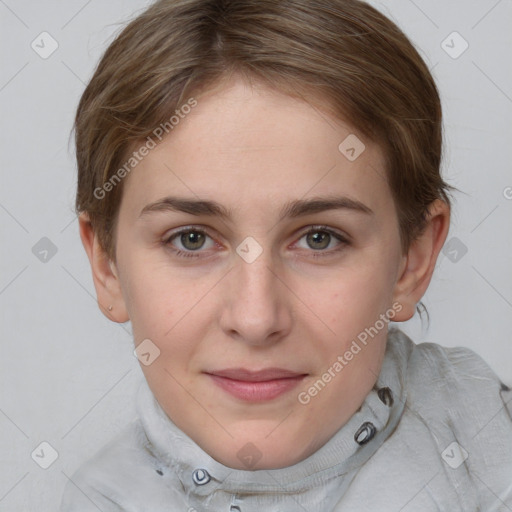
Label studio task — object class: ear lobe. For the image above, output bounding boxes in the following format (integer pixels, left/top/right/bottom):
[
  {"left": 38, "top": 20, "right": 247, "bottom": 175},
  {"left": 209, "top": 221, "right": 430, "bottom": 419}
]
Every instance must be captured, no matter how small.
[
  {"left": 392, "top": 199, "right": 450, "bottom": 321},
  {"left": 78, "top": 213, "right": 129, "bottom": 323}
]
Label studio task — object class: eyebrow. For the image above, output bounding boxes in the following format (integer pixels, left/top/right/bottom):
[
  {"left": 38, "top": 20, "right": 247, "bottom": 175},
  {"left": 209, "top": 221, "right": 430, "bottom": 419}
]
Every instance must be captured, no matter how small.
[{"left": 139, "top": 195, "right": 374, "bottom": 221}]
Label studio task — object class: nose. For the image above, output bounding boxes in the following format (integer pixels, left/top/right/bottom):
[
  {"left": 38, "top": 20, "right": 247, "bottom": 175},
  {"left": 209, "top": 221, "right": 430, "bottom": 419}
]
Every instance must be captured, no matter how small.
[{"left": 218, "top": 246, "right": 293, "bottom": 347}]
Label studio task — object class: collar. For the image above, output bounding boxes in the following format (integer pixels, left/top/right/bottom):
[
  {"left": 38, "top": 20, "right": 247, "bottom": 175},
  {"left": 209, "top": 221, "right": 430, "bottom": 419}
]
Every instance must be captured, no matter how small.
[{"left": 136, "top": 327, "right": 411, "bottom": 507}]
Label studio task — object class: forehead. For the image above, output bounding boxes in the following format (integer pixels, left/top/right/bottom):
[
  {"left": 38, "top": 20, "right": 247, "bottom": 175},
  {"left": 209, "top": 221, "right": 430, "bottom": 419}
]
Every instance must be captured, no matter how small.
[{"left": 120, "top": 77, "right": 391, "bottom": 220}]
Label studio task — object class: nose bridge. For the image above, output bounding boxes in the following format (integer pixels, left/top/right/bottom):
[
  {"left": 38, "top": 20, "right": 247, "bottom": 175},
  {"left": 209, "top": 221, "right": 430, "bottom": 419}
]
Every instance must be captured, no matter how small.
[
  {"left": 220, "top": 239, "right": 290, "bottom": 344},
  {"left": 238, "top": 249, "right": 276, "bottom": 300}
]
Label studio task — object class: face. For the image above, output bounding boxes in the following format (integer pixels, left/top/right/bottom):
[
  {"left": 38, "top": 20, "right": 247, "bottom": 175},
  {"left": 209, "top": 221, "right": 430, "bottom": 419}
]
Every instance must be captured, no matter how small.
[{"left": 112, "top": 76, "right": 407, "bottom": 469}]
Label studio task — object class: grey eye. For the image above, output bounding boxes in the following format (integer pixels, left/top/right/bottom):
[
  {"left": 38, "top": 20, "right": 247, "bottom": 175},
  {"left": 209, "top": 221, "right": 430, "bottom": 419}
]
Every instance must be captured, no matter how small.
[
  {"left": 179, "top": 231, "right": 207, "bottom": 250},
  {"left": 304, "top": 230, "right": 332, "bottom": 250}
]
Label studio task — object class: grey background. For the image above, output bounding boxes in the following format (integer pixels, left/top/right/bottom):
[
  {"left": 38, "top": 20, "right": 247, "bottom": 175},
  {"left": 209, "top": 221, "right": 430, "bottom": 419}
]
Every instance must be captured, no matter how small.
[{"left": 0, "top": 0, "right": 511, "bottom": 510}]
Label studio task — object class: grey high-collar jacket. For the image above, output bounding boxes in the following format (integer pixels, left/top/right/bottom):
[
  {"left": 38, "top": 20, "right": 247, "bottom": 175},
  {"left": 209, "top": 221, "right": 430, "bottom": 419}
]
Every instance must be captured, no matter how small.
[{"left": 60, "top": 328, "right": 512, "bottom": 511}]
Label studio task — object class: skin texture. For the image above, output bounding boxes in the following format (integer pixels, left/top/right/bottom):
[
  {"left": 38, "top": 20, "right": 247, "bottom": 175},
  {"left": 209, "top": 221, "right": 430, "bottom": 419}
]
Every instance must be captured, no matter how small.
[{"left": 79, "top": 75, "right": 450, "bottom": 470}]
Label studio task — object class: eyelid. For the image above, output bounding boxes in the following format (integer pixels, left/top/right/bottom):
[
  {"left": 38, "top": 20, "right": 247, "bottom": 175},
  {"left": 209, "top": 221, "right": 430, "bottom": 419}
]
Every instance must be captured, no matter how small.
[
  {"left": 295, "top": 224, "right": 351, "bottom": 243},
  {"left": 163, "top": 224, "right": 211, "bottom": 241},
  {"left": 163, "top": 225, "right": 217, "bottom": 248},
  {"left": 163, "top": 224, "right": 350, "bottom": 259},
  {"left": 290, "top": 224, "right": 350, "bottom": 258}
]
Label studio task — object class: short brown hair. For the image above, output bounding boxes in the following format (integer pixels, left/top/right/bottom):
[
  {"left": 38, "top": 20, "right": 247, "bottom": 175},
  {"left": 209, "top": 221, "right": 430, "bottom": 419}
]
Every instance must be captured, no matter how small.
[{"left": 74, "top": 0, "right": 452, "bottom": 262}]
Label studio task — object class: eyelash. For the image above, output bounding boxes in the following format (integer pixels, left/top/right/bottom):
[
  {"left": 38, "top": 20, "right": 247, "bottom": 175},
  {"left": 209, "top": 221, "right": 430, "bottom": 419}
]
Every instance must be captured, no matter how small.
[{"left": 163, "top": 225, "right": 350, "bottom": 260}]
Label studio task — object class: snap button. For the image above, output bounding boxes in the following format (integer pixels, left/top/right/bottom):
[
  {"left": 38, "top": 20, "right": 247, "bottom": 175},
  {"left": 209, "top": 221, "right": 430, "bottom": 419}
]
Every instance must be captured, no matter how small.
[
  {"left": 354, "top": 421, "right": 376, "bottom": 445},
  {"left": 377, "top": 386, "right": 394, "bottom": 407},
  {"left": 192, "top": 468, "right": 211, "bottom": 485}
]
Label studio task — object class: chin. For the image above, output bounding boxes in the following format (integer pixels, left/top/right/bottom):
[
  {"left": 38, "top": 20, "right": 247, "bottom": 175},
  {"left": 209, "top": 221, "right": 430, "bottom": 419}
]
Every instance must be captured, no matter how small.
[
  {"left": 206, "top": 425, "right": 313, "bottom": 471},
  {"left": 219, "top": 450, "right": 298, "bottom": 471}
]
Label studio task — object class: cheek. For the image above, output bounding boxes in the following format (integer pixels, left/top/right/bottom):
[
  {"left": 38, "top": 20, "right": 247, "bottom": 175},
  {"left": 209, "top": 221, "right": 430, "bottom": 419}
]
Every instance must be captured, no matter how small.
[
  {"left": 122, "top": 264, "right": 209, "bottom": 367},
  {"left": 298, "top": 260, "right": 397, "bottom": 375},
  {"left": 118, "top": 258, "right": 175, "bottom": 340},
  {"left": 319, "top": 261, "right": 395, "bottom": 324}
]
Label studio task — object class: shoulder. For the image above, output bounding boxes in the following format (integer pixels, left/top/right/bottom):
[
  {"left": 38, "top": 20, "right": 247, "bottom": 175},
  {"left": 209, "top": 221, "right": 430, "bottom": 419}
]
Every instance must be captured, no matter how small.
[
  {"left": 59, "top": 420, "right": 168, "bottom": 512},
  {"left": 373, "top": 329, "right": 512, "bottom": 507},
  {"left": 394, "top": 328, "right": 512, "bottom": 428},
  {"left": 393, "top": 329, "right": 512, "bottom": 500},
  {"left": 402, "top": 331, "right": 512, "bottom": 417}
]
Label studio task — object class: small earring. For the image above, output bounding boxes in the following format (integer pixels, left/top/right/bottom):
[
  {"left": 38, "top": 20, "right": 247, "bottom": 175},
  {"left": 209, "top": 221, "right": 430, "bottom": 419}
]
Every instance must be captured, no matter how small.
[{"left": 108, "top": 305, "right": 113, "bottom": 311}]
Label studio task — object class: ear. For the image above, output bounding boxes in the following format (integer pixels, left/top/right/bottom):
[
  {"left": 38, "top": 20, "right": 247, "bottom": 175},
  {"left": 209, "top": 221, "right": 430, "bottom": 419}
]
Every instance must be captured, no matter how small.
[
  {"left": 392, "top": 199, "right": 450, "bottom": 321},
  {"left": 78, "top": 212, "right": 129, "bottom": 323}
]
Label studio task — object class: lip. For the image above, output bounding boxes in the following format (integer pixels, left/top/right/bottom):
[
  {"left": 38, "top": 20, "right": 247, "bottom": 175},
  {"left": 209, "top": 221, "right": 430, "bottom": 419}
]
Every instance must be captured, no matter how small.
[{"left": 205, "top": 368, "right": 307, "bottom": 402}]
